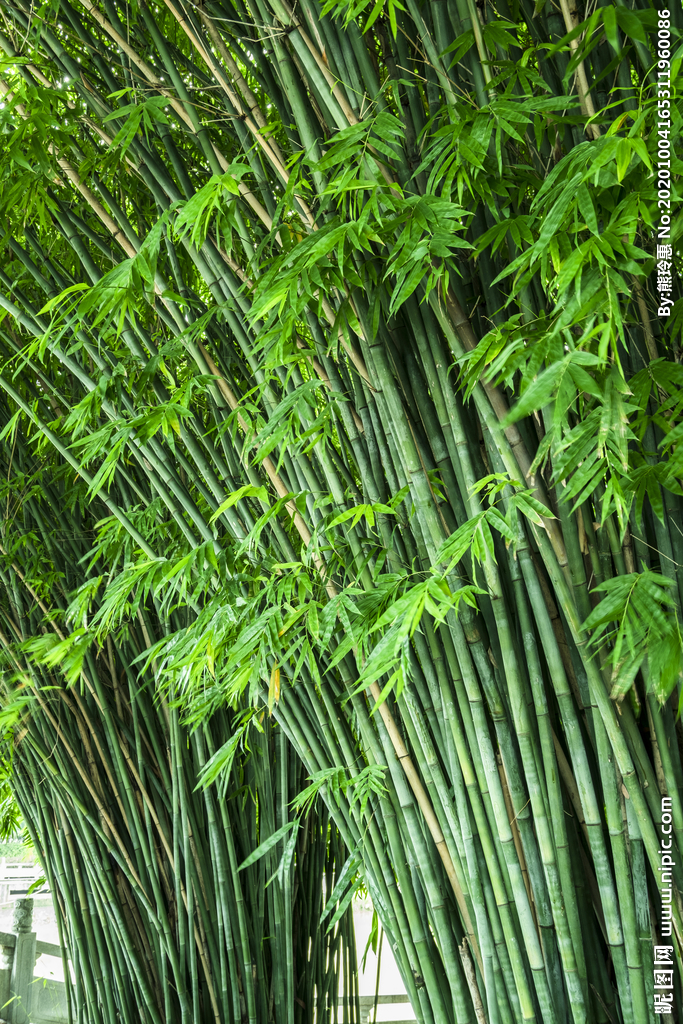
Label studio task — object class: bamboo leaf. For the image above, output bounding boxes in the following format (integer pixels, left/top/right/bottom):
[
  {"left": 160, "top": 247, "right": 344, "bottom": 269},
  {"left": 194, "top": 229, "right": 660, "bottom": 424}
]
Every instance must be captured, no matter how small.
[
  {"left": 238, "top": 821, "right": 298, "bottom": 871},
  {"left": 210, "top": 485, "right": 269, "bottom": 525}
]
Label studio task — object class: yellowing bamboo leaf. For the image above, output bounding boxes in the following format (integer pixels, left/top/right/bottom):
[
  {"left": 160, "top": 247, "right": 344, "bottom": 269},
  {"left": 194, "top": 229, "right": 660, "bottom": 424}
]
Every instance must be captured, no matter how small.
[{"left": 268, "top": 665, "right": 281, "bottom": 715}]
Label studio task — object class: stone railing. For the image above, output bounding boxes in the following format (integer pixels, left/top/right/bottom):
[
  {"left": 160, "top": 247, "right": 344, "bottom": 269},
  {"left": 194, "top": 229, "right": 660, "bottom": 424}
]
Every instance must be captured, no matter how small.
[
  {"left": 351, "top": 995, "right": 414, "bottom": 1024},
  {"left": 0, "top": 900, "right": 67, "bottom": 1024}
]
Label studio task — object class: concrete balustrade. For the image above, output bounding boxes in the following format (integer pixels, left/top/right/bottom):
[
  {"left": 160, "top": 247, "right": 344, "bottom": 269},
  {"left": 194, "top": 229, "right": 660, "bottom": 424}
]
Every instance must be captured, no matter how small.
[{"left": 0, "top": 901, "right": 67, "bottom": 1024}]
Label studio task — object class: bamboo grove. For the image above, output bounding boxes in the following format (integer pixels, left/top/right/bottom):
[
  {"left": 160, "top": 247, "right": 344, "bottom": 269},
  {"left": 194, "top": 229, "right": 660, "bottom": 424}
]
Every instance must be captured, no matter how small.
[{"left": 0, "top": 0, "right": 681, "bottom": 1023}]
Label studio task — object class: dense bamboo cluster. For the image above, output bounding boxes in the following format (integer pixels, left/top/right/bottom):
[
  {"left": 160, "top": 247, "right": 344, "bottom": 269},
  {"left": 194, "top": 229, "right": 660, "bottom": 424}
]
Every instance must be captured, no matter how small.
[
  {"left": 0, "top": 487, "right": 357, "bottom": 1024},
  {"left": 0, "top": 0, "right": 681, "bottom": 1023}
]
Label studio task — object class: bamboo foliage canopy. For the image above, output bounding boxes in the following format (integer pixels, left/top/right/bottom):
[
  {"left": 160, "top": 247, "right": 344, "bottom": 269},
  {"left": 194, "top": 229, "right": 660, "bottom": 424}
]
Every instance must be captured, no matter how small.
[{"left": 0, "top": 0, "right": 681, "bottom": 1023}]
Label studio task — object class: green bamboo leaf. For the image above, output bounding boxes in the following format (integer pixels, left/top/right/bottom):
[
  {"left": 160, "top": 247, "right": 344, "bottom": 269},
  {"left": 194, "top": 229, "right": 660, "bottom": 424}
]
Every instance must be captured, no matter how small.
[
  {"left": 616, "top": 139, "right": 632, "bottom": 183},
  {"left": 602, "top": 5, "right": 620, "bottom": 52},
  {"left": 0, "top": 410, "right": 20, "bottom": 442},
  {"left": 196, "top": 725, "right": 247, "bottom": 791},
  {"left": 307, "top": 602, "right": 319, "bottom": 638},
  {"left": 275, "top": 821, "right": 300, "bottom": 885},
  {"left": 444, "top": 30, "right": 475, "bottom": 68},
  {"left": 210, "top": 485, "right": 269, "bottom": 524},
  {"left": 238, "top": 820, "right": 298, "bottom": 871},
  {"left": 321, "top": 848, "right": 362, "bottom": 924},
  {"left": 510, "top": 493, "right": 556, "bottom": 525},
  {"left": 433, "top": 512, "right": 487, "bottom": 570},
  {"left": 615, "top": 7, "right": 649, "bottom": 44},
  {"left": 37, "top": 283, "right": 90, "bottom": 316}
]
